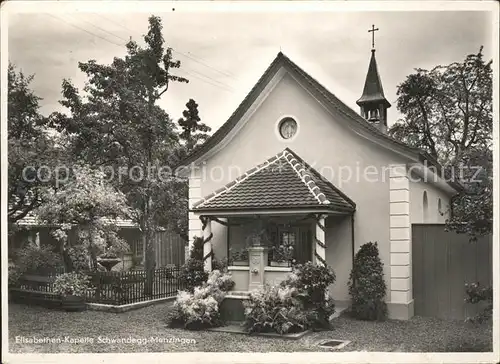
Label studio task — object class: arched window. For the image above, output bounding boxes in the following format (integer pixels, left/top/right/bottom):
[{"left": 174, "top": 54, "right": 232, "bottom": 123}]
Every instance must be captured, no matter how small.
[{"left": 423, "top": 191, "right": 429, "bottom": 222}]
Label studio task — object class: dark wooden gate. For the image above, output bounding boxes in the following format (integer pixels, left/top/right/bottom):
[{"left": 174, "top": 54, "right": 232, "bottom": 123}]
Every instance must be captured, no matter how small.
[{"left": 412, "top": 224, "right": 492, "bottom": 320}]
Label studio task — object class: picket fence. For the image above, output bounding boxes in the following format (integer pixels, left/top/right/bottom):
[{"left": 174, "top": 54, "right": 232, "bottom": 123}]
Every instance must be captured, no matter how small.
[{"left": 11, "top": 266, "right": 183, "bottom": 306}]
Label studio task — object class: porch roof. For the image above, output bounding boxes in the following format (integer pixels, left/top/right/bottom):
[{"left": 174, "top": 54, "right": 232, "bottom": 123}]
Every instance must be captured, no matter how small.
[{"left": 191, "top": 148, "right": 355, "bottom": 214}]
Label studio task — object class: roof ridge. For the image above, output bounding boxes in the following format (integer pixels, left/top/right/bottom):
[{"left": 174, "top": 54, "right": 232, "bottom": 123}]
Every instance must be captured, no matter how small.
[
  {"left": 282, "top": 149, "right": 330, "bottom": 206},
  {"left": 192, "top": 150, "right": 288, "bottom": 209},
  {"left": 284, "top": 148, "right": 357, "bottom": 209}
]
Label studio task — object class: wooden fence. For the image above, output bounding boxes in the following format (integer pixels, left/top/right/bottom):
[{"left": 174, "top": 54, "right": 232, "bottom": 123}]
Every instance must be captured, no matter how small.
[
  {"left": 412, "top": 224, "right": 492, "bottom": 320},
  {"left": 123, "top": 229, "right": 186, "bottom": 268},
  {"left": 10, "top": 266, "right": 184, "bottom": 307},
  {"left": 9, "top": 226, "right": 187, "bottom": 268}
]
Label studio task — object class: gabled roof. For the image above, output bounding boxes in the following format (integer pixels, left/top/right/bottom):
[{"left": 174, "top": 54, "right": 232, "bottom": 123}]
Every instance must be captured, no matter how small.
[
  {"left": 356, "top": 50, "right": 391, "bottom": 108},
  {"left": 180, "top": 52, "right": 419, "bottom": 165},
  {"left": 179, "top": 52, "right": 461, "bottom": 193},
  {"left": 191, "top": 148, "right": 355, "bottom": 213}
]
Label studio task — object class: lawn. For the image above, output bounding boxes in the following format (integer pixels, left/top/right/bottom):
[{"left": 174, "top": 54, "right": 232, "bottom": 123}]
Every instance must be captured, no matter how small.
[{"left": 8, "top": 302, "right": 492, "bottom": 353}]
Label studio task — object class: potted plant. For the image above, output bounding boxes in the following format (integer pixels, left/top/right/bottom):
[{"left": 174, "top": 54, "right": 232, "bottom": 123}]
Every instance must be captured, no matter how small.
[
  {"left": 245, "top": 227, "right": 270, "bottom": 247},
  {"left": 230, "top": 248, "right": 249, "bottom": 266},
  {"left": 270, "top": 244, "right": 294, "bottom": 267},
  {"left": 53, "top": 272, "right": 91, "bottom": 312}
]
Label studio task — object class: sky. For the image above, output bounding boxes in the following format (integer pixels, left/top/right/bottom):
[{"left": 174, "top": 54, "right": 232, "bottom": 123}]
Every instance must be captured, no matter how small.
[{"left": 7, "top": 8, "right": 494, "bottom": 132}]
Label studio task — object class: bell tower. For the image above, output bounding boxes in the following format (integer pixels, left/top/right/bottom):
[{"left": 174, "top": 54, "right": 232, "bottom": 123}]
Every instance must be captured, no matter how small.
[{"left": 356, "top": 24, "right": 391, "bottom": 133}]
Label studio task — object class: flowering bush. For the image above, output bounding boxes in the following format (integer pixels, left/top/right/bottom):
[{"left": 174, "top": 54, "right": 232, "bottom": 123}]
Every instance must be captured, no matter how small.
[
  {"left": 465, "top": 282, "right": 492, "bottom": 323},
  {"left": 348, "top": 242, "right": 387, "bottom": 321},
  {"left": 245, "top": 262, "right": 336, "bottom": 334},
  {"left": 206, "top": 269, "right": 235, "bottom": 292},
  {"left": 168, "top": 270, "right": 234, "bottom": 330},
  {"left": 244, "top": 284, "right": 309, "bottom": 334},
  {"left": 37, "top": 165, "right": 131, "bottom": 270},
  {"left": 53, "top": 272, "right": 91, "bottom": 297}
]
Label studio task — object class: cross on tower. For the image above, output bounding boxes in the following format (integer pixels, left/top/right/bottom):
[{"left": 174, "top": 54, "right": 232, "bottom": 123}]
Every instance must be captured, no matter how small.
[{"left": 368, "top": 24, "right": 379, "bottom": 49}]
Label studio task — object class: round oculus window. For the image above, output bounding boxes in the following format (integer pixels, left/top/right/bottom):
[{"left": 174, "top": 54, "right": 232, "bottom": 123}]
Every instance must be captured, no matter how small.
[{"left": 279, "top": 118, "right": 297, "bottom": 139}]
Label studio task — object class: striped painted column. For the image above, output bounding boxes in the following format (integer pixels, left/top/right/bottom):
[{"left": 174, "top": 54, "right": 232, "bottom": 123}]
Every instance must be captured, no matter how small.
[
  {"left": 314, "top": 215, "right": 327, "bottom": 266},
  {"left": 201, "top": 216, "right": 213, "bottom": 272}
]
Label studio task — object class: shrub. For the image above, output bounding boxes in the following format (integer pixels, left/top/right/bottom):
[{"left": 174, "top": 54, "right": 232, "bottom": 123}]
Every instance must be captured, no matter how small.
[
  {"left": 179, "top": 258, "right": 208, "bottom": 292},
  {"left": 281, "top": 262, "right": 337, "bottom": 329},
  {"left": 244, "top": 284, "right": 309, "bottom": 334},
  {"left": 465, "top": 282, "right": 492, "bottom": 323},
  {"left": 53, "top": 272, "right": 91, "bottom": 297},
  {"left": 212, "top": 257, "right": 228, "bottom": 272},
  {"left": 179, "top": 236, "right": 210, "bottom": 292},
  {"left": 168, "top": 270, "right": 234, "bottom": 330},
  {"left": 245, "top": 262, "right": 336, "bottom": 334},
  {"left": 8, "top": 264, "right": 23, "bottom": 287},
  {"left": 189, "top": 236, "right": 204, "bottom": 260},
  {"left": 348, "top": 241, "right": 387, "bottom": 321},
  {"left": 14, "top": 244, "right": 64, "bottom": 275}
]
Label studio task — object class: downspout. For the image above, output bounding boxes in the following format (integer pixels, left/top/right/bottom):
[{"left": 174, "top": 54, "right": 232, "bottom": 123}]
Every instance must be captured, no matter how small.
[
  {"left": 226, "top": 218, "right": 230, "bottom": 261},
  {"left": 350, "top": 212, "right": 356, "bottom": 295},
  {"left": 351, "top": 213, "right": 355, "bottom": 265}
]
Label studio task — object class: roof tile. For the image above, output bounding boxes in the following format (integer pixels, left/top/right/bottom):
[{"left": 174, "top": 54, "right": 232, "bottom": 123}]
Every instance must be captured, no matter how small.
[{"left": 192, "top": 148, "right": 355, "bottom": 213}]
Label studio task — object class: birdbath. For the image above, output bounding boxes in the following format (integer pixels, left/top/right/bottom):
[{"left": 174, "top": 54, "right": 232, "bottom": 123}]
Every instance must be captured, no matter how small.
[{"left": 97, "top": 255, "right": 122, "bottom": 271}]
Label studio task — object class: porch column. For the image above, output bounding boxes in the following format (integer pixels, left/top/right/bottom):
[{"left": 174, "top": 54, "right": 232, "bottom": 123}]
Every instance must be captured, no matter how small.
[
  {"left": 314, "top": 215, "right": 327, "bottom": 266},
  {"left": 201, "top": 216, "right": 213, "bottom": 272}
]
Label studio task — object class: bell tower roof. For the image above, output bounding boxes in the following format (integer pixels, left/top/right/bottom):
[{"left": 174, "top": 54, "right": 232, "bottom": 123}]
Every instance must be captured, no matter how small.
[{"left": 356, "top": 49, "right": 391, "bottom": 108}]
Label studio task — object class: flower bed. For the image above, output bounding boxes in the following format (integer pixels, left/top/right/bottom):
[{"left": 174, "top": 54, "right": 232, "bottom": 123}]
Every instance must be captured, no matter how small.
[
  {"left": 168, "top": 270, "right": 235, "bottom": 330},
  {"left": 244, "top": 262, "right": 337, "bottom": 335}
]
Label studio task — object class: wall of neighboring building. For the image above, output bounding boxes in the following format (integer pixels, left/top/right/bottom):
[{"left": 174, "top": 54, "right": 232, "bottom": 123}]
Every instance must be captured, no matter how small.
[
  {"left": 409, "top": 174, "right": 452, "bottom": 224},
  {"left": 189, "top": 71, "right": 409, "bottom": 301}
]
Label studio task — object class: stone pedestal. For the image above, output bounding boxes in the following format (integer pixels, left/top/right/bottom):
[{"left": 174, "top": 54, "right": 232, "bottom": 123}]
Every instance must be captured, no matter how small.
[{"left": 248, "top": 246, "right": 269, "bottom": 291}]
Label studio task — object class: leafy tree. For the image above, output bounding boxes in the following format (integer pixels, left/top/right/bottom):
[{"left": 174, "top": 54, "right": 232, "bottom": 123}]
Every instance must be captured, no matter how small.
[
  {"left": 49, "top": 15, "right": 189, "bottom": 292},
  {"left": 178, "top": 98, "right": 211, "bottom": 154},
  {"left": 7, "top": 63, "right": 60, "bottom": 225},
  {"left": 389, "top": 47, "right": 493, "bottom": 239},
  {"left": 447, "top": 148, "right": 492, "bottom": 240},
  {"left": 390, "top": 47, "right": 492, "bottom": 164},
  {"left": 173, "top": 98, "right": 210, "bottom": 240},
  {"left": 37, "top": 165, "right": 130, "bottom": 271}
]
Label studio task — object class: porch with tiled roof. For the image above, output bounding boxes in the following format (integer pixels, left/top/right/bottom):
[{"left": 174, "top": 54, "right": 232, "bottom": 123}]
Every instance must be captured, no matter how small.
[{"left": 190, "top": 148, "right": 356, "bottom": 294}]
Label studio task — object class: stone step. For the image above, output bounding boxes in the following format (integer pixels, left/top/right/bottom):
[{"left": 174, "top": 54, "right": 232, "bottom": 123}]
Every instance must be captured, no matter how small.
[{"left": 226, "top": 291, "right": 251, "bottom": 299}]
